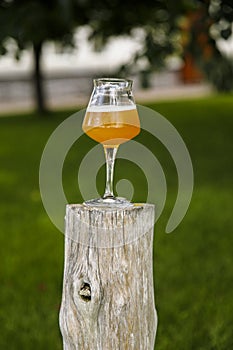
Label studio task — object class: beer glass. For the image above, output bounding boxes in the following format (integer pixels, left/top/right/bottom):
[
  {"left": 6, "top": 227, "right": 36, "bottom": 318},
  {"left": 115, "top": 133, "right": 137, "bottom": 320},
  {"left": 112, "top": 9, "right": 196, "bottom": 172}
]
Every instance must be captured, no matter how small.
[{"left": 82, "top": 78, "right": 140, "bottom": 208}]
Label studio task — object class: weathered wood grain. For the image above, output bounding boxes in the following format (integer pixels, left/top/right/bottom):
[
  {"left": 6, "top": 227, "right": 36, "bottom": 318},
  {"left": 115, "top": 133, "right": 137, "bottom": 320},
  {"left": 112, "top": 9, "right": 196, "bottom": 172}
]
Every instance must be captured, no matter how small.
[{"left": 60, "top": 204, "right": 157, "bottom": 350}]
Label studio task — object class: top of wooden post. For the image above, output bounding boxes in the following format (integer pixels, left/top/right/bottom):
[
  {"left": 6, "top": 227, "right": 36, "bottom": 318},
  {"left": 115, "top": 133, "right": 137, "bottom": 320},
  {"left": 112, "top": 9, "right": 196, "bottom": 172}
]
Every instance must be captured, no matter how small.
[{"left": 65, "top": 203, "right": 155, "bottom": 248}]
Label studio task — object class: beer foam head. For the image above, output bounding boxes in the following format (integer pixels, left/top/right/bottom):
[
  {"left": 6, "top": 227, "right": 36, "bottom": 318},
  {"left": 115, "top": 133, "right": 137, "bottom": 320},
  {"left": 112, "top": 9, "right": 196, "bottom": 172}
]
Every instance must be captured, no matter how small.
[{"left": 87, "top": 104, "right": 136, "bottom": 112}]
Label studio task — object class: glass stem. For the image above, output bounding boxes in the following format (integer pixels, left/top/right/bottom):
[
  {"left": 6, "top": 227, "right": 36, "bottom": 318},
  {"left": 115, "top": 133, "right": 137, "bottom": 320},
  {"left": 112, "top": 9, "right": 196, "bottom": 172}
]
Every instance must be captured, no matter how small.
[{"left": 103, "top": 145, "right": 118, "bottom": 199}]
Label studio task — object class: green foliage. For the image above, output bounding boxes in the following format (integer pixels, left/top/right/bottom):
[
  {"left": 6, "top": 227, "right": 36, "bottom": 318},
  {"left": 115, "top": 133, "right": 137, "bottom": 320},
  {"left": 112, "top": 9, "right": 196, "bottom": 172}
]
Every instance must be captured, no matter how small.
[
  {"left": 88, "top": 0, "right": 233, "bottom": 91},
  {"left": 203, "top": 54, "right": 233, "bottom": 92},
  {"left": 183, "top": 0, "right": 233, "bottom": 91},
  {"left": 209, "top": 0, "right": 233, "bottom": 40},
  {"left": 0, "top": 0, "right": 81, "bottom": 57},
  {"left": 0, "top": 95, "right": 233, "bottom": 348},
  {"left": 87, "top": 0, "right": 196, "bottom": 70}
]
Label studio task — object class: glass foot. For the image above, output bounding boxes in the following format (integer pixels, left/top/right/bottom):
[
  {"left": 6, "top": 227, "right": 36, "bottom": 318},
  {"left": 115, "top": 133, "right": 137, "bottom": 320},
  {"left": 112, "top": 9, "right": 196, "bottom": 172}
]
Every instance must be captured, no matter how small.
[{"left": 83, "top": 197, "right": 133, "bottom": 209}]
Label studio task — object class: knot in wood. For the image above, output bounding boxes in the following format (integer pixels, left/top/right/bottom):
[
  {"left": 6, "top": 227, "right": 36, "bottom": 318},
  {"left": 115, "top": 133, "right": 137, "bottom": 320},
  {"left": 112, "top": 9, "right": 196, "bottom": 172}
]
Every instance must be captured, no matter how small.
[{"left": 79, "top": 282, "right": 91, "bottom": 302}]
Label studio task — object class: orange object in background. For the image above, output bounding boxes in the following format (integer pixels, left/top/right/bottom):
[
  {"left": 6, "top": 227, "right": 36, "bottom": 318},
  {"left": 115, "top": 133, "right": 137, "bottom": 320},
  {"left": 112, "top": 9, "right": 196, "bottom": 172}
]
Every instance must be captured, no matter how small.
[{"left": 180, "top": 53, "right": 203, "bottom": 83}]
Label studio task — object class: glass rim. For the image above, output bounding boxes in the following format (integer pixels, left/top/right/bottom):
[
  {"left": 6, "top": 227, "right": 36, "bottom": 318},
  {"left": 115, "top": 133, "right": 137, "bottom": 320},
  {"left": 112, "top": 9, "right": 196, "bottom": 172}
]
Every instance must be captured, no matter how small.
[{"left": 93, "top": 77, "right": 133, "bottom": 88}]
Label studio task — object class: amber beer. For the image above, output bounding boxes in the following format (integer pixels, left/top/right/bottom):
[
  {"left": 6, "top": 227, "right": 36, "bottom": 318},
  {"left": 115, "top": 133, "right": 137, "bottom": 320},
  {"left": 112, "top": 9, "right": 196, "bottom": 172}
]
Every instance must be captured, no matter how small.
[{"left": 82, "top": 105, "right": 140, "bottom": 146}]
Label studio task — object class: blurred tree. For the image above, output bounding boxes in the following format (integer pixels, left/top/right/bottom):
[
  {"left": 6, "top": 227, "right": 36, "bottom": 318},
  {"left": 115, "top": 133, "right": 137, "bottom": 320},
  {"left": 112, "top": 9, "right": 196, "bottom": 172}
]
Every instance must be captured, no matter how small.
[
  {"left": 181, "top": 0, "right": 233, "bottom": 91},
  {"left": 0, "top": 0, "right": 232, "bottom": 114},
  {"left": 0, "top": 0, "right": 87, "bottom": 113},
  {"left": 85, "top": 0, "right": 193, "bottom": 73},
  {"left": 83, "top": 0, "right": 233, "bottom": 90}
]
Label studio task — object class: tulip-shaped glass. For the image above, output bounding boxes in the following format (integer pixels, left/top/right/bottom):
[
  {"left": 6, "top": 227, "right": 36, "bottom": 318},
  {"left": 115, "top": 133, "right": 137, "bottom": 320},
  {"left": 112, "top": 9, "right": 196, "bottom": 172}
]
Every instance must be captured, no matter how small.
[{"left": 82, "top": 78, "right": 140, "bottom": 208}]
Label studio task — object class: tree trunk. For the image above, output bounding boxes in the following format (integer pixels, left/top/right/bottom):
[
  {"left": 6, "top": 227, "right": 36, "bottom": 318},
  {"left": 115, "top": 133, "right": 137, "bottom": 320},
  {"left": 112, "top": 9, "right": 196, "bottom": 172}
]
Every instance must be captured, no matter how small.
[
  {"left": 60, "top": 204, "right": 157, "bottom": 350},
  {"left": 32, "top": 41, "right": 47, "bottom": 114}
]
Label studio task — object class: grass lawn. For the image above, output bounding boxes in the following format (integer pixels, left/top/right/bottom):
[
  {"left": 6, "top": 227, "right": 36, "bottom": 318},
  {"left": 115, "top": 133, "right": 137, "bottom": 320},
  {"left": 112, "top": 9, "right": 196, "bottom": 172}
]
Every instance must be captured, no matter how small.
[{"left": 0, "top": 95, "right": 232, "bottom": 349}]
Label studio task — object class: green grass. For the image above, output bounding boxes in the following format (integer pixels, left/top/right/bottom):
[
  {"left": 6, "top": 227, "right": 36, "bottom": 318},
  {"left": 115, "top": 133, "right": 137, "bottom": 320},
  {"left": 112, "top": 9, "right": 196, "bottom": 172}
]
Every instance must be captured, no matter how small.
[{"left": 0, "top": 95, "right": 233, "bottom": 349}]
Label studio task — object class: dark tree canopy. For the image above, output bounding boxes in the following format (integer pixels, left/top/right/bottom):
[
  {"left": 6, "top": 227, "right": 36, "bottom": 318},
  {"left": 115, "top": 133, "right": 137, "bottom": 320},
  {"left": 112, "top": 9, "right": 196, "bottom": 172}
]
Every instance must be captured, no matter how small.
[
  {"left": 1, "top": 2, "right": 55, "bottom": 112},
  {"left": 0, "top": 0, "right": 232, "bottom": 113},
  {"left": 0, "top": 0, "right": 85, "bottom": 51},
  {"left": 85, "top": 0, "right": 233, "bottom": 89},
  {"left": 0, "top": 0, "right": 88, "bottom": 113}
]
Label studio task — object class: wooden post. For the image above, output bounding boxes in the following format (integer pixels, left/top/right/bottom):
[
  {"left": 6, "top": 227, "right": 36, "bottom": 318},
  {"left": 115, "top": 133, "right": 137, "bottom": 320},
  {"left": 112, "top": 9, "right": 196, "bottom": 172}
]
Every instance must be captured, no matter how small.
[{"left": 59, "top": 204, "right": 157, "bottom": 350}]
